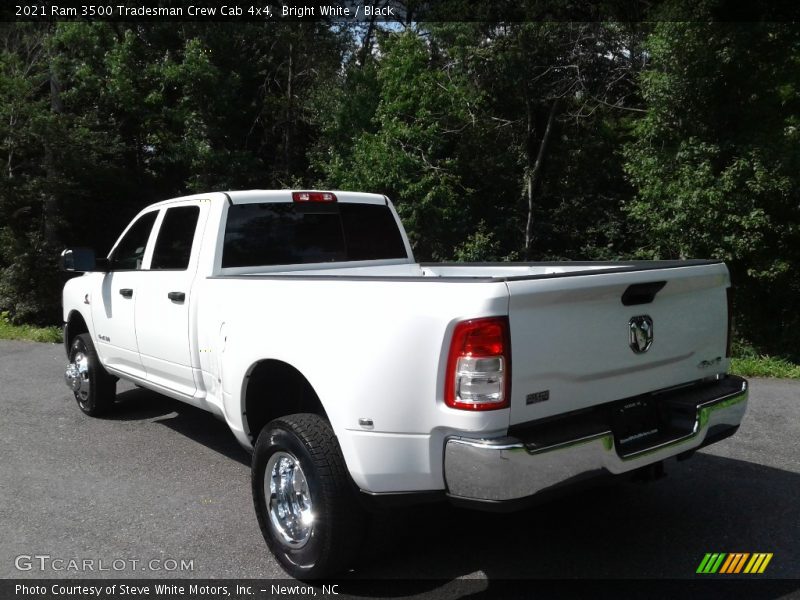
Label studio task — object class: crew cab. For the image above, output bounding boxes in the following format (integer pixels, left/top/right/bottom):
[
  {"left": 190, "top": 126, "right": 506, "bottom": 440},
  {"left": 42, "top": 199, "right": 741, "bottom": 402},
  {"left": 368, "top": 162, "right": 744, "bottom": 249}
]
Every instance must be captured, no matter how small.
[{"left": 61, "top": 190, "right": 748, "bottom": 578}]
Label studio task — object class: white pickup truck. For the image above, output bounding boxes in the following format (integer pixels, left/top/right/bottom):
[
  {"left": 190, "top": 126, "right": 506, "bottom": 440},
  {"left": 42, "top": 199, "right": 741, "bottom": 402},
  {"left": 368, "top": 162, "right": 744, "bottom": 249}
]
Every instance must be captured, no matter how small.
[{"left": 61, "top": 190, "right": 748, "bottom": 578}]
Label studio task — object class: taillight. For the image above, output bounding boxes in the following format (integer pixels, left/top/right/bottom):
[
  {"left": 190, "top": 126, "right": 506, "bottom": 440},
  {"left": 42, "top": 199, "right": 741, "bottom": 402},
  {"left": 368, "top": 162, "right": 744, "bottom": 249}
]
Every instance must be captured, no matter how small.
[
  {"left": 445, "top": 317, "right": 511, "bottom": 411},
  {"left": 292, "top": 191, "right": 337, "bottom": 203},
  {"left": 726, "top": 286, "right": 734, "bottom": 358}
]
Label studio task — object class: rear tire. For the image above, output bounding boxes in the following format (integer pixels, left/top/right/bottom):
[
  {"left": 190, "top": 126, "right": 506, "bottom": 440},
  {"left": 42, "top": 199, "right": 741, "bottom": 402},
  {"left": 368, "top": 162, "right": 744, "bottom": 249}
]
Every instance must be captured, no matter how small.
[
  {"left": 68, "top": 333, "right": 116, "bottom": 416},
  {"left": 251, "top": 413, "right": 366, "bottom": 579}
]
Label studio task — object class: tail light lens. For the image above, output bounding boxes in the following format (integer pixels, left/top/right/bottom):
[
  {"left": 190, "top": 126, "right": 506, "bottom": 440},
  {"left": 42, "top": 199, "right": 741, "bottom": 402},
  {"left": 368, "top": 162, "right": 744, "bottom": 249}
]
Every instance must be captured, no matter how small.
[{"left": 445, "top": 317, "right": 511, "bottom": 411}]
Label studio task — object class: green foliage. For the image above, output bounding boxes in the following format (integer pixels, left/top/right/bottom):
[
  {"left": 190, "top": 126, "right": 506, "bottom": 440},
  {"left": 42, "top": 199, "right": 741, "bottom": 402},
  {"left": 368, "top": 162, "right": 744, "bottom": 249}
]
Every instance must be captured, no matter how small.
[
  {"left": 730, "top": 343, "right": 800, "bottom": 379},
  {"left": 1, "top": 18, "right": 798, "bottom": 372},
  {"left": 0, "top": 311, "right": 62, "bottom": 343},
  {"left": 453, "top": 222, "right": 504, "bottom": 262},
  {"left": 439, "top": 22, "right": 645, "bottom": 260},
  {"left": 0, "top": 24, "right": 61, "bottom": 323},
  {"left": 0, "top": 229, "right": 63, "bottom": 325},
  {"left": 624, "top": 21, "right": 800, "bottom": 358},
  {"left": 318, "top": 31, "right": 480, "bottom": 260},
  {"left": 316, "top": 24, "right": 640, "bottom": 262},
  {"left": 0, "top": 22, "right": 347, "bottom": 322}
]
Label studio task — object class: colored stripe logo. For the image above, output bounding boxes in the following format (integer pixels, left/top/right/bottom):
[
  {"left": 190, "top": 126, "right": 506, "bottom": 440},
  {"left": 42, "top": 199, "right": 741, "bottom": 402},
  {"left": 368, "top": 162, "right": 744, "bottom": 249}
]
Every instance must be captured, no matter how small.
[{"left": 696, "top": 553, "right": 773, "bottom": 574}]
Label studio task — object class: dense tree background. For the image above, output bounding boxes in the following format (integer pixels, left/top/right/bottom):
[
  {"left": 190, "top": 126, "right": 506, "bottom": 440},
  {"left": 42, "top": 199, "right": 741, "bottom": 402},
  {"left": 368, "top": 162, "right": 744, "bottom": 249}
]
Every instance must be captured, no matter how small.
[{"left": 1, "top": 15, "right": 798, "bottom": 358}]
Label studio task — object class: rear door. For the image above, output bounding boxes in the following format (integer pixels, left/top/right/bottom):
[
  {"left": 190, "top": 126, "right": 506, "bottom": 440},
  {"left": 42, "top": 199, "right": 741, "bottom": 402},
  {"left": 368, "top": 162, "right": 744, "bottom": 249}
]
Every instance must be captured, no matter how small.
[
  {"left": 505, "top": 263, "right": 730, "bottom": 426},
  {"left": 134, "top": 203, "right": 206, "bottom": 397}
]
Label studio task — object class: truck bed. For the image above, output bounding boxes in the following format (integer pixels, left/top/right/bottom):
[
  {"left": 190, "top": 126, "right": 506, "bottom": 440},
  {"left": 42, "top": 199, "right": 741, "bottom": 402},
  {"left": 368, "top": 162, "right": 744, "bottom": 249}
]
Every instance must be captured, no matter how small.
[
  {"left": 215, "top": 259, "right": 721, "bottom": 281},
  {"left": 209, "top": 259, "right": 729, "bottom": 428}
]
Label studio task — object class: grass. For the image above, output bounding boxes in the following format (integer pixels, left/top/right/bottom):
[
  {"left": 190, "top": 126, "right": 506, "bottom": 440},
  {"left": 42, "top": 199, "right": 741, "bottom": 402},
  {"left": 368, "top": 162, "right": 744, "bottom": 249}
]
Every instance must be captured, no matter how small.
[
  {"left": 0, "top": 313, "right": 62, "bottom": 344},
  {"left": 730, "top": 354, "right": 800, "bottom": 379}
]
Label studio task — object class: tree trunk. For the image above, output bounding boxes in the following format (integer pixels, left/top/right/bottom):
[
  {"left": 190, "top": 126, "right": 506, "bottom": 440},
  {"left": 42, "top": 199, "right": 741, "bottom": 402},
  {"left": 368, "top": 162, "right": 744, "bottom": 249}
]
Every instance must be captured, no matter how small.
[
  {"left": 358, "top": 12, "right": 378, "bottom": 66},
  {"left": 7, "top": 113, "right": 15, "bottom": 179},
  {"left": 523, "top": 98, "right": 558, "bottom": 261},
  {"left": 283, "top": 40, "right": 294, "bottom": 177},
  {"left": 43, "top": 59, "right": 63, "bottom": 247}
]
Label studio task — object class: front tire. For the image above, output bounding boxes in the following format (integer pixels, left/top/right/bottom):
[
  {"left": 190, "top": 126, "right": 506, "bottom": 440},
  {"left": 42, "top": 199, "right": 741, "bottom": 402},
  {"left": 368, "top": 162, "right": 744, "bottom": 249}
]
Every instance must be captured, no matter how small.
[
  {"left": 68, "top": 333, "right": 116, "bottom": 416},
  {"left": 251, "top": 413, "right": 366, "bottom": 579}
]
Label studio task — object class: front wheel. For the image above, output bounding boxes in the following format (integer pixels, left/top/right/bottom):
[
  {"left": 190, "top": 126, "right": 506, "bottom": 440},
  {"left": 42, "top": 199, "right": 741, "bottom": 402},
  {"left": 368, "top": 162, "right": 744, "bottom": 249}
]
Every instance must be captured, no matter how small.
[
  {"left": 66, "top": 333, "right": 116, "bottom": 416},
  {"left": 251, "top": 414, "right": 366, "bottom": 579}
]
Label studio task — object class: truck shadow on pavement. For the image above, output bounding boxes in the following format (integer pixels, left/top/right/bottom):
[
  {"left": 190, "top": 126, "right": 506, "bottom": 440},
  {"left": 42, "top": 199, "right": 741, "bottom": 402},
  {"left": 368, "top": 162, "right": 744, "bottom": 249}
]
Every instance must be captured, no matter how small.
[
  {"left": 105, "top": 386, "right": 799, "bottom": 593},
  {"left": 348, "top": 453, "right": 800, "bottom": 594},
  {"left": 110, "top": 386, "right": 251, "bottom": 466}
]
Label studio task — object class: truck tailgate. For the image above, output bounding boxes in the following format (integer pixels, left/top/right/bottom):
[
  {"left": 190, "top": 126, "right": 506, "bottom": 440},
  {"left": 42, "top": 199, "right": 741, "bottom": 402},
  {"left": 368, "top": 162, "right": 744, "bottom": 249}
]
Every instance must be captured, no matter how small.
[{"left": 505, "top": 262, "right": 730, "bottom": 425}]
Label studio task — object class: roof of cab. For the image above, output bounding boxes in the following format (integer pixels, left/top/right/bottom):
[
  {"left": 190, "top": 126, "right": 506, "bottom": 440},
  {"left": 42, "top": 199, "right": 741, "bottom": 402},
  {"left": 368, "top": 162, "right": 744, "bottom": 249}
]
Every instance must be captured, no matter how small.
[
  {"left": 227, "top": 190, "right": 387, "bottom": 205},
  {"left": 148, "top": 190, "right": 388, "bottom": 208}
]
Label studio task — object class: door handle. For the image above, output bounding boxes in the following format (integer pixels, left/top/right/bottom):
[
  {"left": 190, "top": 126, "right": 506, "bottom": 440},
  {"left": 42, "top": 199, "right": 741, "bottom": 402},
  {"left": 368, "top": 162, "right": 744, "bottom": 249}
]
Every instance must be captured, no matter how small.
[
  {"left": 167, "top": 291, "right": 185, "bottom": 302},
  {"left": 119, "top": 288, "right": 133, "bottom": 298}
]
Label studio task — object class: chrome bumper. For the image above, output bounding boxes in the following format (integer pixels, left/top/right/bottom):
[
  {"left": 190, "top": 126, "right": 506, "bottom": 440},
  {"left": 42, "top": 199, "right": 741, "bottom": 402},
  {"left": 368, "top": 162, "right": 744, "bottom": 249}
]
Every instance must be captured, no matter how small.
[{"left": 444, "top": 376, "right": 748, "bottom": 503}]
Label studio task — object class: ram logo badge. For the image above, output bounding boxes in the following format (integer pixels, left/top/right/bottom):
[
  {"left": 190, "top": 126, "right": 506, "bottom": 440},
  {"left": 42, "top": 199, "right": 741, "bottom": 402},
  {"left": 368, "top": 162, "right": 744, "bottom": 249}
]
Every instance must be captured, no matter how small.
[{"left": 629, "top": 315, "right": 654, "bottom": 354}]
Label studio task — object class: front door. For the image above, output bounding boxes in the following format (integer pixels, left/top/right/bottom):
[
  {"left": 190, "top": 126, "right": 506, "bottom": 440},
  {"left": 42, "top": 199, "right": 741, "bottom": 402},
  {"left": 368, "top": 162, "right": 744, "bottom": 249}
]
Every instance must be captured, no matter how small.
[{"left": 90, "top": 210, "right": 159, "bottom": 379}]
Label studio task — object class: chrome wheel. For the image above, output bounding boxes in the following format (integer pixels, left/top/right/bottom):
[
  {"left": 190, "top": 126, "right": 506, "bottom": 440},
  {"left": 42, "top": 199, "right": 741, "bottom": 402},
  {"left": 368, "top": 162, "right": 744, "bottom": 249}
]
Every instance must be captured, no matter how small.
[
  {"left": 68, "top": 351, "right": 91, "bottom": 407},
  {"left": 66, "top": 334, "right": 115, "bottom": 417},
  {"left": 252, "top": 415, "right": 366, "bottom": 578},
  {"left": 265, "top": 451, "right": 314, "bottom": 548}
]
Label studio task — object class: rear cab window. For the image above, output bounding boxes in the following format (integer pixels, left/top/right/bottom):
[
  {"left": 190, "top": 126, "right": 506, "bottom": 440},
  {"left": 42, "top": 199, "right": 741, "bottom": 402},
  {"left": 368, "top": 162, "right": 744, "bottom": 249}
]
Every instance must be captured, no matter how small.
[
  {"left": 151, "top": 205, "right": 201, "bottom": 270},
  {"left": 222, "top": 201, "right": 408, "bottom": 268}
]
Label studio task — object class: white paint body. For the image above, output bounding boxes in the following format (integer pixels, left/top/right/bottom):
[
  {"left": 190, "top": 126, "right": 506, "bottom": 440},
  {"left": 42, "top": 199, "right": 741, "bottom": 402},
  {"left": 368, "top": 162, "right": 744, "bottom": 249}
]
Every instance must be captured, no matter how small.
[{"left": 62, "top": 191, "right": 731, "bottom": 494}]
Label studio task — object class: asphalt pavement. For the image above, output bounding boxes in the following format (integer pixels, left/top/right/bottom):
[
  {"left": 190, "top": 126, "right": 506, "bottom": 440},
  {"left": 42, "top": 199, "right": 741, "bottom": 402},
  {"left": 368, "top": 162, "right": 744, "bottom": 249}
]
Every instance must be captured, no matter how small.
[{"left": 1, "top": 339, "right": 798, "bottom": 586}]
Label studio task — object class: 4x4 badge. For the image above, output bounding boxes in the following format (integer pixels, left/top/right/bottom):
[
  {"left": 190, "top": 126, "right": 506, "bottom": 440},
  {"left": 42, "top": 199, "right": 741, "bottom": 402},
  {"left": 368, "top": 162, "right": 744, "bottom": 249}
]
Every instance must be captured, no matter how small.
[{"left": 629, "top": 315, "right": 653, "bottom": 354}]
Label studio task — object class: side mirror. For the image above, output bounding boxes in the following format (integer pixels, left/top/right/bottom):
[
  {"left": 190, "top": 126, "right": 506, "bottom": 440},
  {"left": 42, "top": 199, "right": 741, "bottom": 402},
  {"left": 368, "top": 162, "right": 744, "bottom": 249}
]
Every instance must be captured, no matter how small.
[{"left": 60, "top": 248, "right": 110, "bottom": 272}]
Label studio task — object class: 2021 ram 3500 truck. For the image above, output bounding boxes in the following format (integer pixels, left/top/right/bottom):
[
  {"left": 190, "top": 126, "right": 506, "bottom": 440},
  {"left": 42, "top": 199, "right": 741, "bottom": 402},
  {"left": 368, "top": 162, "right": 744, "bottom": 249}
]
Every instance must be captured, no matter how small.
[{"left": 61, "top": 190, "right": 748, "bottom": 578}]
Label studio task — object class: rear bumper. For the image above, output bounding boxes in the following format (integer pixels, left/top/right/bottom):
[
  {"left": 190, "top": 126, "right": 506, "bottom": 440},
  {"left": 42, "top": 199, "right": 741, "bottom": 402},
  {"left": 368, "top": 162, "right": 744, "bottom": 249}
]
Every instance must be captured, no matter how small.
[{"left": 444, "top": 375, "right": 748, "bottom": 503}]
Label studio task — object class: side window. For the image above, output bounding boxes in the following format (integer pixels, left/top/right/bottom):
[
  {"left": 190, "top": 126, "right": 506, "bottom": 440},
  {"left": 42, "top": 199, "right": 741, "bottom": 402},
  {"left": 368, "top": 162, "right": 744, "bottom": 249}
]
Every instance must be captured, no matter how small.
[
  {"left": 151, "top": 206, "right": 201, "bottom": 270},
  {"left": 110, "top": 211, "right": 158, "bottom": 270}
]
